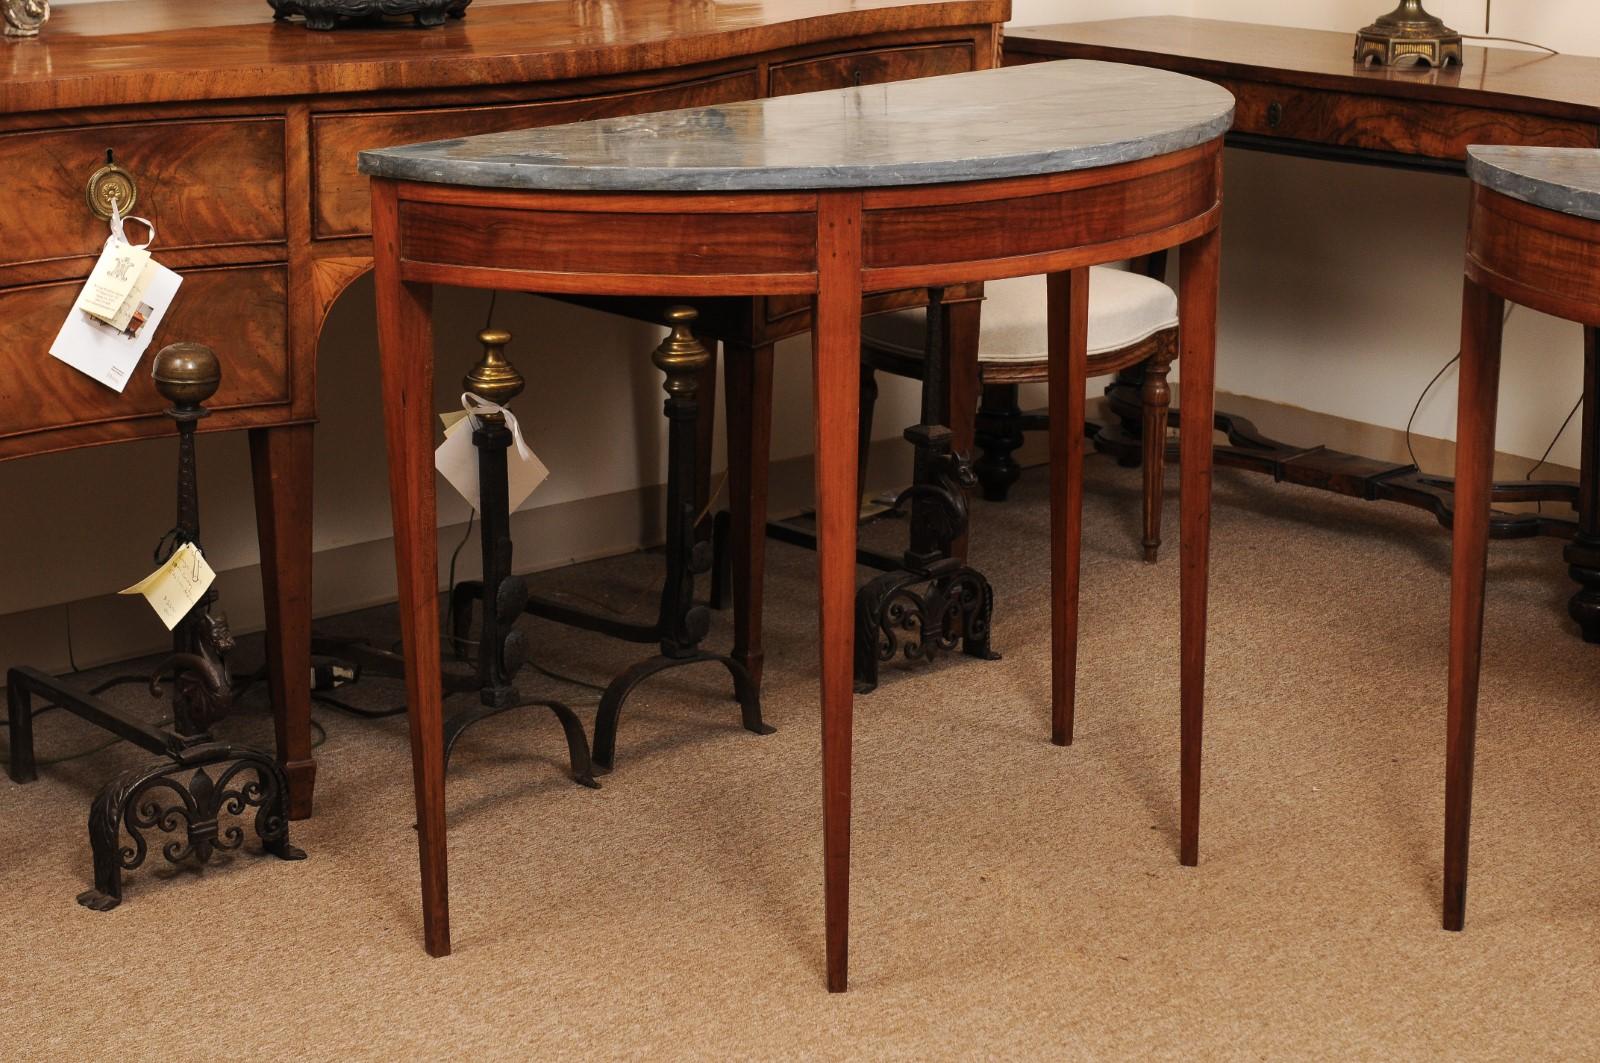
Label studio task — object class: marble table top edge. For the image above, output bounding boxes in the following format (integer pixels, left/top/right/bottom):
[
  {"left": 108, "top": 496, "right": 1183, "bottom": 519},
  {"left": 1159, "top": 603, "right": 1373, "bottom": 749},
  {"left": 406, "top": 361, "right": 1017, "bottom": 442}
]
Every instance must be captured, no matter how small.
[
  {"left": 1467, "top": 145, "right": 1600, "bottom": 224},
  {"left": 358, "top": 61, "right": 1236, "bottom": 193}
]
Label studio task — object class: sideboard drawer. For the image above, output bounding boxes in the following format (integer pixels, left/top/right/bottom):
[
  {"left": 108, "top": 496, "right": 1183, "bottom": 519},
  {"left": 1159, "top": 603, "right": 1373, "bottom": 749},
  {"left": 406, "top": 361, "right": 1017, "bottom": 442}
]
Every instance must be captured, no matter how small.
[
  {"left": 312, "top": 72, "right": 759, "bottom": 239},
  {"left": 0, "top": 265, "right": 290, "bottom": 442},
  {"left": 0, "top": 119, "right": 287, "bottom": 276},
  {"left": 1224, "top": 79, "right": 1599, "bottom": 160},
  {"left": 769, "top": 42, "right": 976, "bottom": 96}
]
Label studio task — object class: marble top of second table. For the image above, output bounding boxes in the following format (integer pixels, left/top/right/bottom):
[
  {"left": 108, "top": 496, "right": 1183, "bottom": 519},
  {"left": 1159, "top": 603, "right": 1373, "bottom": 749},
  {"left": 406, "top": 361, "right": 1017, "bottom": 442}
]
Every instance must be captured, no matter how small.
[
  {"left": 357, "top": 60, "right": 1235, "bottom": 193},
  {"left": 1468, "top": 146, "right": 1600, "bottom": 224}
]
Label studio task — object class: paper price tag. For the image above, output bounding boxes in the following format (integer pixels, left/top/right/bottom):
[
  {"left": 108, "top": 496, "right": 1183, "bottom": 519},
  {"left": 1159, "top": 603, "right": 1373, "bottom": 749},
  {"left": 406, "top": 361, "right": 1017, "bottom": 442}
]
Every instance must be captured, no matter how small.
[
  {"left": 49, "top": 260, "right": 183, "bottom": 392},
  {"left": 435, "top": 411, "right": 549, "bottom": 513},
  {"left": 73, "top": 242, "right": 152, "bottom": 323},
  {"left": 118, "top": 542, "right": 216, "bottom": 631}
]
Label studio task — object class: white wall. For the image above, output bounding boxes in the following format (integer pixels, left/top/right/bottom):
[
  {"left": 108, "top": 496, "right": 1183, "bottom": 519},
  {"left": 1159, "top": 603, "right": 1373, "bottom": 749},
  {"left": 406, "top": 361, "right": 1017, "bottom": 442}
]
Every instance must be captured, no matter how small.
[{"left": 1013, "top": 0, "right": 1600, "bottom": 468}]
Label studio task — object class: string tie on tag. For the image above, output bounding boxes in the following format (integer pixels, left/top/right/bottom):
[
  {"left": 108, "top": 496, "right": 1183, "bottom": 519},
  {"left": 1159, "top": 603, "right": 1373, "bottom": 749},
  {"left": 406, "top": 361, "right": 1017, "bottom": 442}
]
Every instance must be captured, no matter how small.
[
  {"left": 461, "top": 392, "right": 533, "bottom": 461},
  {"left": 108, "top": 196, "right": 156, "bottom": 251},
  {"left": 154, "top": 527, "right": 196, "bottom": 564}
]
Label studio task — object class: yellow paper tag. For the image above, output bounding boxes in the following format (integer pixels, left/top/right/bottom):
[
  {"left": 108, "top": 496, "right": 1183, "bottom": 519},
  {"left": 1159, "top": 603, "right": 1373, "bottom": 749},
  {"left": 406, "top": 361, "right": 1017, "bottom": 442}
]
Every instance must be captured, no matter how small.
[{"left": 118, "top": 541, "right": 217, "bottom": 630}]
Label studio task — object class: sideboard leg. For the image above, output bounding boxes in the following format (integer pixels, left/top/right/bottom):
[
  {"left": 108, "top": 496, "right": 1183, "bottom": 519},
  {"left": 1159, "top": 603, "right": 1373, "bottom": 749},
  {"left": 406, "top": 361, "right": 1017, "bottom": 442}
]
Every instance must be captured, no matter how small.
[
  {"left": 250, "top": 422, "right": 317, "bottom": 820},
  {"left": 815, "top": 193, "right": 863, "bottom": 994},
  {"left": 724, "top": 340, "right": 774, "bottom": 689},
  {"left": 1178, "top": 225, "right": 1220, "bottom": 870},
  {"left": 1564, "top": 326, "right": 1600, "bottom": 642},
  {"left": 1445, "top": 276, "right": 1505, "bottom": 932}
]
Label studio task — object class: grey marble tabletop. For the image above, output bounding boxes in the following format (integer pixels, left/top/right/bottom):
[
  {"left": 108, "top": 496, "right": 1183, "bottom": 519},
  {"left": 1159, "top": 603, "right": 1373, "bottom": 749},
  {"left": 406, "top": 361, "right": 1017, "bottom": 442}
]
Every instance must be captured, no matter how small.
[
  {"left": 358, "top": 60, "right": 1235, "bottom": 193},
  {"left": 1468, "top": 146, "right": 1600, "bottom": 224}
]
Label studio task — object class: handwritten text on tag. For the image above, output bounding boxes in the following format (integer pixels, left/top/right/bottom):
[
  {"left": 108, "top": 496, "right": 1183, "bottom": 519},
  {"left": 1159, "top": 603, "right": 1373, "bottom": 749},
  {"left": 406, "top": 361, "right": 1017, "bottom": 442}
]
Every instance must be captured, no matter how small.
[{"left": 118, "top": 542, "right": 216, "bottom": 631}]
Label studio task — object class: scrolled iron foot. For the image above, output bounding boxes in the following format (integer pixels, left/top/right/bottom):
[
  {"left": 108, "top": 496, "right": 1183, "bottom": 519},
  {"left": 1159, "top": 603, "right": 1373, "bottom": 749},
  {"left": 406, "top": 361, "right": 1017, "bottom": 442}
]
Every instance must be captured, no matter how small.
[
  {"left": 853, "top": 563, "right": 999, "bottom": 694},
  {"left": 75, "top": 748, "right": 302, "bottom": 911},
  {"left": 441, "top": 697, "right": 600, "bottom": 789},
  {"left": 590, "top": 651, "right": 771, "bottom": 773}
]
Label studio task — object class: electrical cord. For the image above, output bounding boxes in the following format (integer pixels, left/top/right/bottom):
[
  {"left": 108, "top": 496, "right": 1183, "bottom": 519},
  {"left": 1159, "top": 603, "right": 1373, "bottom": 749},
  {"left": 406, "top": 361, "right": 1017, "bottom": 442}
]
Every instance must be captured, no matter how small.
[
  {"left": 1404, "top": 304, "right": 1515, "bottom": 474},
  {"left": 1471, "top": 3, "right": 1559, "bottom": 56}
]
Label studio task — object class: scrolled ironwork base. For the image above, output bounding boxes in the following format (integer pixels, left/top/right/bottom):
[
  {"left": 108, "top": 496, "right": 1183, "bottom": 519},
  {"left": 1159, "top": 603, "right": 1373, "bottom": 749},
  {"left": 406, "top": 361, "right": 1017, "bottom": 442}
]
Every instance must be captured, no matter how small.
[
  {"left": 78, "top": 745, "right": 305, "bottom": 912},
  {"left": 854, "top": 561, "right": 998, "bottom": 695}
]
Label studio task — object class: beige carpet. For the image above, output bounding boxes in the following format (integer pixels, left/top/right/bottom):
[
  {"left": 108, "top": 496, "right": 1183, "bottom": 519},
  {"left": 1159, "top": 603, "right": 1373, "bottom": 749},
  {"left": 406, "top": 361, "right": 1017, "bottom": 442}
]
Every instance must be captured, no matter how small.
[{"left": 3, "top": 456, "right": 1599, "bottom": 1061}]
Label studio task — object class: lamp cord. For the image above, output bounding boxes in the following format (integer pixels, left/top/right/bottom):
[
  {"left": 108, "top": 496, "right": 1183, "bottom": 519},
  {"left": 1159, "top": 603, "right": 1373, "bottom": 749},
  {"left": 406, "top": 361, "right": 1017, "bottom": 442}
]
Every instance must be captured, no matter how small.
[{"left": 1471, "top": 1, "right": 1560, "bottom": 56}]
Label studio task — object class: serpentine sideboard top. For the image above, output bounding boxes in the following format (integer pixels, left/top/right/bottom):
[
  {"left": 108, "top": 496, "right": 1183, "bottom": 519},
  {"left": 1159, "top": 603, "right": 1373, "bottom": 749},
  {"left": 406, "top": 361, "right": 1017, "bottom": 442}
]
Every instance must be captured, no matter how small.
[{"left": 358, "top": 60, "right": 1236, "bottom": 192}]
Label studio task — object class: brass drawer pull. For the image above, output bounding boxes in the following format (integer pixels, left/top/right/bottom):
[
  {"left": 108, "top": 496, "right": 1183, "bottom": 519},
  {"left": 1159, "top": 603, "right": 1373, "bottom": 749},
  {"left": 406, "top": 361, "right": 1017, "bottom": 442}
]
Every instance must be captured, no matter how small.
[
  {"left": 86, "top": 150, "right": 138, "bottom": 219},
  {"left": 1266, "top": 101, "right": 1284, "bottom": 129}
]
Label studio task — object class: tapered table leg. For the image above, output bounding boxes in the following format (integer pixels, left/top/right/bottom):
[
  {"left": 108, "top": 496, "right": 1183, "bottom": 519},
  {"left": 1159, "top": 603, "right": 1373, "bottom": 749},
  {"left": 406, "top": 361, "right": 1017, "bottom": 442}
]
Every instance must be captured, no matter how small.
[
  {"left": 725, "top": 340, "right": 775, "bottom": 688},
  {"left": 1445, "top": 276, "right": 1505, "bottom": 931},
  {"left": 1047, "top": 269, "right": 1090, "bottom": 747},
  {"left": 250, "top": 422, "right": 317, "bottom": 819},
  {"left": 1177, "top": 225, "right": 1220, "bottom": 868},
  {"left": 814, "top": 192, "right": 863, "bottom": 993},
  {"left": 373, "top": 181, "right": 451, "bottom": 958}
]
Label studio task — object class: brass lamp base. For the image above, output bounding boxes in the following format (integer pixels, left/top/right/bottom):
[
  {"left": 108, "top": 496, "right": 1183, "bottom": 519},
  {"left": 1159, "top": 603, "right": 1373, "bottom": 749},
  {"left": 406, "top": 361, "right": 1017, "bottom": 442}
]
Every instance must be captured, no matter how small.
[{"left": 1355, "top": 1, "right": 1462, "bottom": 67}]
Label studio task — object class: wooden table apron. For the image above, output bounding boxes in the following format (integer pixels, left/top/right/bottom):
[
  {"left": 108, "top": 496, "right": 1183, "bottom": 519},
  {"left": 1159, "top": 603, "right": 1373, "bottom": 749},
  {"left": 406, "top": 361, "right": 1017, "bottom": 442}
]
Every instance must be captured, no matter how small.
[
  {"left": 1447, "top": 184, "right": 1600, "bottom": 929},
  {"left": 369, "top": 137, "right": 1223, "bottom": 991}
]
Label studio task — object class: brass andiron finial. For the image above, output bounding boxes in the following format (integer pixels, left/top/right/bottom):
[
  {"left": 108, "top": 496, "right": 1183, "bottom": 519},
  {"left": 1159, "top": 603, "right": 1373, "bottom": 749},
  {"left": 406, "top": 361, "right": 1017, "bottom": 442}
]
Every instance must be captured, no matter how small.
[
  {"left": 652, "top": 306, "right": 710, "bottom": 400},
  {"left": 1355, "top": 1, "right": 1462, "bottom": 67},
  {"left": 152, "top": 341, "right": 221, "bottom": 415},
  {"left": 463, "top": 327, "right": 524, "bottom": 413}
]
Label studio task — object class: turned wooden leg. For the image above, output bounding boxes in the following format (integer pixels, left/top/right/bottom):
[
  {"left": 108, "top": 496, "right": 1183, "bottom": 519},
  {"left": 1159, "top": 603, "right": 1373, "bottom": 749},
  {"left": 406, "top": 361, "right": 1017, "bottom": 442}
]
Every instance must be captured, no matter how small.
[
  {"left": 249, "top": 422, "right": 316, "bottom": 820},
  {"left": 725, "top": 340, "right": 774, "bottom": 690},
  {"left": 1177, "top": 227, "right": 1219, "bottom": 868},
  {"left": 815, "top": 193, "right": 862, "bottom": 993},
  {"left": 1047, "top": 268, "right": 1089, "bottom": 747},
  {"left": 373, "top": 181, "right": 450, "bottom": 958},
  {"left": 1445, "top": 276, "right": 1505, "bottom": 931},
  {"left": 1140, "top": 342, "right": 1175, "bottom": 564},
  {"left": 975, "top": 384, "right": 1024, "bottom": 501}
]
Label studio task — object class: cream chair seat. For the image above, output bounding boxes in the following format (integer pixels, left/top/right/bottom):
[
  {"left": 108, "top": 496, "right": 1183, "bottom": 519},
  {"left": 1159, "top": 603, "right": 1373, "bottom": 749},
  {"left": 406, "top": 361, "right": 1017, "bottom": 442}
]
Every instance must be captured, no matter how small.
[{"left": 860, "top": 265, "right": 1180, "bottom": 561}]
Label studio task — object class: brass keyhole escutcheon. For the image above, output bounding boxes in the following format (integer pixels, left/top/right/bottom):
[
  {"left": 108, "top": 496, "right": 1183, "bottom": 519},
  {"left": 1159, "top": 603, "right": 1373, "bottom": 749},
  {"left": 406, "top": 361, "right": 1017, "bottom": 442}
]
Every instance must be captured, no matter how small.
[
  {"left": 86, "top": 160, "right": 138, "bottom": 220},
  {"left": 1266, "top": 101, "right": 1284, "bottom": 129}
]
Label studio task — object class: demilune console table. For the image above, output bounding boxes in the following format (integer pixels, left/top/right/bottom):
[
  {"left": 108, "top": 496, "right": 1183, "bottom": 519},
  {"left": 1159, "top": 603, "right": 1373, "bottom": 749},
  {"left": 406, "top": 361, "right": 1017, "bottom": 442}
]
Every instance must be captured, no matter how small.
[
  {"left": 361, "top": 59, "right": 1230, "bottom": 991},
  {"left": 0, "top": 0, "right": 1008, "bottom": 817},
  {"left": 1007, "top": 17, "right": 1600, "bottom": 641}
]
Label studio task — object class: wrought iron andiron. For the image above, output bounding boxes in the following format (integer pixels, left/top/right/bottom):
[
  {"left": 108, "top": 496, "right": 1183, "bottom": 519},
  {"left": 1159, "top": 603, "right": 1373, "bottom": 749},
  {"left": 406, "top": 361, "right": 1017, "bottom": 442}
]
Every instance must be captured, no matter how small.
[
  {"left": 853, "top": 289, "right": 999, "bottom": 693},
  {"left": 443, "top": 330, "right": 597, "bottom": 784},
  {"left": 756, "top": 289, "right": 1000, "bottom": 693},
  {"left": 4, "top": 343, "right": 305, "bottom": 910},
  {"left": 317, "top": 327, "right": 598, "bottom": 787},
  {"left": 454, "top": 308, "right": 771, "bottom": 773}
]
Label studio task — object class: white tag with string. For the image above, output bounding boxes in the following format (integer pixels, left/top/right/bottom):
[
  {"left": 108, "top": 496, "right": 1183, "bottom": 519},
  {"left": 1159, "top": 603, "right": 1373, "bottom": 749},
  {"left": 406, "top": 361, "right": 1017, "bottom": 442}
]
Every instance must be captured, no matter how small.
[
  {"left": 49, "top": 198, "right": 183, "bottom": 392},
  {"left": 435, "top": 393, "right": 549, "bottom": 512},
  {"left": 118, "top": 541, "right": 217, "bottom": 631}
]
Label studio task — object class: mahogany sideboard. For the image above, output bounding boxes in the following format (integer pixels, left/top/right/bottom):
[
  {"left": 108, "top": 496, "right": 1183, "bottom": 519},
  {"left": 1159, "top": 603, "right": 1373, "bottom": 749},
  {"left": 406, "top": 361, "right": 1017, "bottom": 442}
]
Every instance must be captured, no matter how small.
[
  {"left": 1007, "top": 17, "right": 1600, "bottom": 641},
  {"left": 0, "top": 0, "right": 1007, "bottom": 817}
]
